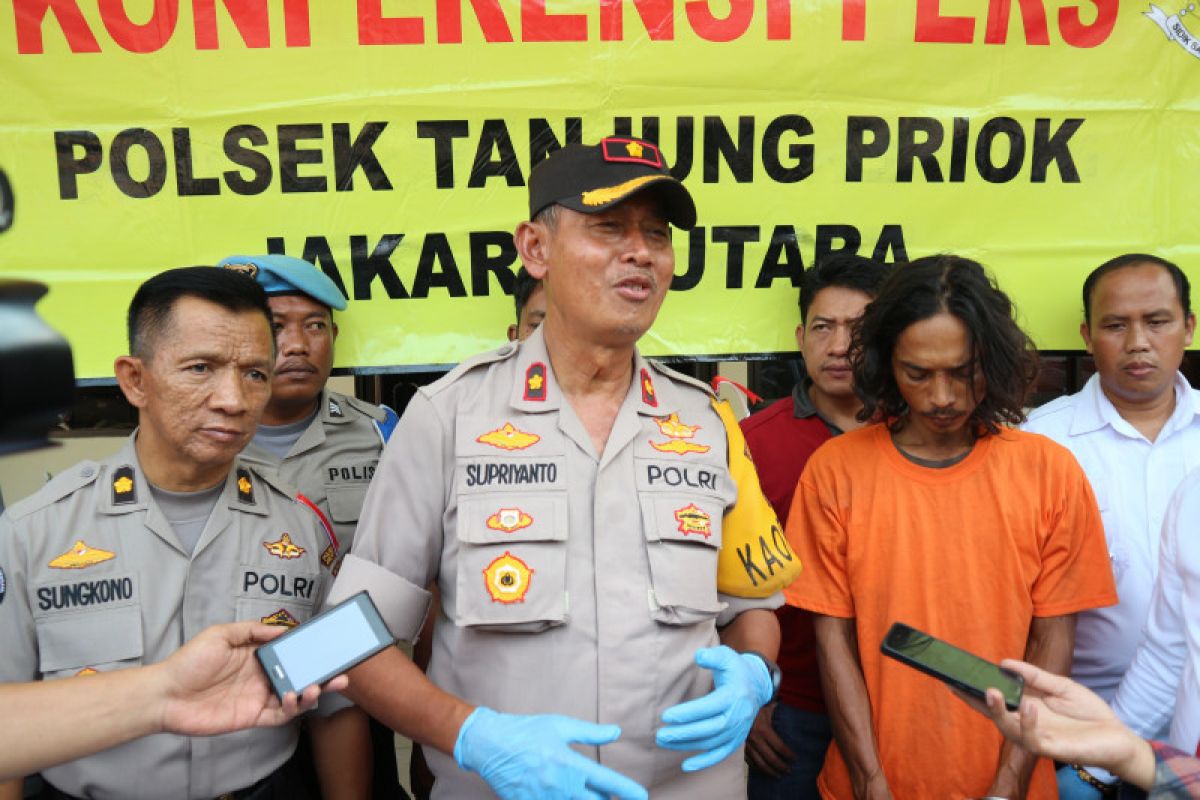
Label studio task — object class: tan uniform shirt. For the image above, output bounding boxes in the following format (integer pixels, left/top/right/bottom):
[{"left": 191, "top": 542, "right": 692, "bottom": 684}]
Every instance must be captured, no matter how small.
[
  {"left": 328, "top": 328, "right": 780, "bottom": 799},
  {"left": 242, "top": 389, "right": 390, "bottom": 556},
  {"left": 0, "top": 437, "right": 339, "bottom": 800}
]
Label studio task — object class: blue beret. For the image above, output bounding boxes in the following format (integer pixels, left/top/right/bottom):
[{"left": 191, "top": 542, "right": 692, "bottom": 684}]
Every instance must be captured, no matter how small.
[{"left": 217, "top": 254, "right": 347, "bottom": 312}]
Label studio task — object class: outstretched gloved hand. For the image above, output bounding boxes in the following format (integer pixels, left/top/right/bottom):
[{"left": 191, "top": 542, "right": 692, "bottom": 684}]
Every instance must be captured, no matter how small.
[
  {"left": 656, "top": 646, "right": 774, "bottom": 772},
  {"left": 454, "top": 706, "right": 649, "bottom": 800}
]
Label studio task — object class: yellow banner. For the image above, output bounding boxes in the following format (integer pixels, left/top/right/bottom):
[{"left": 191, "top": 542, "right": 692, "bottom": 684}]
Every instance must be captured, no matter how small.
[{"left": 1, "top": 1, "right": 1196, "bottom": 378}]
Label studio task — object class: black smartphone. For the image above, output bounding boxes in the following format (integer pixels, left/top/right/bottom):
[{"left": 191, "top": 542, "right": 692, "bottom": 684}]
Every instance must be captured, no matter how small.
[
  {"left": 880, "top": 621, "right": 1023, "bottom": 710},
  {"left": 256, "top": 591, "right": 396, "bottom": 699}
]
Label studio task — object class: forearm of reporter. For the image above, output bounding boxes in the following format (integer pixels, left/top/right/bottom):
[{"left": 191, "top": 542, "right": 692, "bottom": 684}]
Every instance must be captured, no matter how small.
[
  {"left": 813, "top": 614, "right": 889, "bottom": 798},
  {"left": 989, "top": 615, "right": 1075, "bottom": 799}
]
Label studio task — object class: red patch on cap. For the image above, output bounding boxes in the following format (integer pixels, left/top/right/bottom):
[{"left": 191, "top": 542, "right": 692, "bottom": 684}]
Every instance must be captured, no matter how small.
[{"left": 601, "top": 137, "right": 664, "bottom": 169}]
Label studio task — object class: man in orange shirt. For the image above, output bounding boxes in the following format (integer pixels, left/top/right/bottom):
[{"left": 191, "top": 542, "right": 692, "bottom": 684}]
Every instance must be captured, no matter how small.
[{"left": 786, "top": 255, "right": 1118, "bottom": 799}]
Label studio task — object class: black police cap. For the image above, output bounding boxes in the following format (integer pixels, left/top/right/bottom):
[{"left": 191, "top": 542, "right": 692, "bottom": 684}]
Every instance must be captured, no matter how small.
[{"left": 528, "top": 137, "right": 696, "bottom": 230}]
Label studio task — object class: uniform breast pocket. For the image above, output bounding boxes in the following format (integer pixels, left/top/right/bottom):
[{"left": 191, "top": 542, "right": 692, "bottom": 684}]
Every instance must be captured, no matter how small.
[
  {"left": 639, "top": 493, "right": 726, "bottom": 625},
  {"left": 238, "top": 565, "right": 321, "bottom": 628},
  {"left": 326, "top": 484, "right": 368, "bottom": 524},
  {"left": 454, "top": 493, "right": 568, "bottom": 632},
  {"left": 36, "top": 605, "right": 144, "bottom": 679}
]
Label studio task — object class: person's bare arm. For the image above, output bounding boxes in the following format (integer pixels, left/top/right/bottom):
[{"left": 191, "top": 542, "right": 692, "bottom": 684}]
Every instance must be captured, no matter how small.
[
  {"left": 0, "top": 621, "right": 338, "bottom": 783},
  {"left": 343, "top": 645, "right": 474, "bottom": 756},
  {"left": 718, "top": 607, "right": 781, "bottom": 659},
  {"left": 813, "top": 614, "right": 891, "bottom": 800},
  {"left": 984, "top": 615, "right": 1075, "bottom": 800},
  {"left": 310, "top": 706, "right": 372, "bottom": 800}
]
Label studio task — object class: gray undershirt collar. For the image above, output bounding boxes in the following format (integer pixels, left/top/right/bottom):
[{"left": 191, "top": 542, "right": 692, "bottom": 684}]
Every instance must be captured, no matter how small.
[
  {"left": 148, "top": 481, "right": 224, "bottom": 555},
  {"left": 252, "top": 408, "right": 319, "bottom": 459}
]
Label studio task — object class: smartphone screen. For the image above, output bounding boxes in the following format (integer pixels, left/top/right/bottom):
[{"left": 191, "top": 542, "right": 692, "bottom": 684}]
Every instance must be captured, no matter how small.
[
  {"left": 257, "top": 591, "right": 395, "bottom": 698},
  {"left": 881, "top": 622, "right": 1023, "bottom": 710}
]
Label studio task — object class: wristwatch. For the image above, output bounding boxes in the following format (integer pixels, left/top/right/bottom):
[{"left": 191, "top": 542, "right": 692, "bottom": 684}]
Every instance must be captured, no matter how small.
[{"left": 743, "top": 650, "right": 782, "bottom": 701}]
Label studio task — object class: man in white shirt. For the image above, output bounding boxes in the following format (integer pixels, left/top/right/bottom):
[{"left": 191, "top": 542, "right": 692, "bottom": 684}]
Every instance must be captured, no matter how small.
[{"left": 1023, "top": 253, "right": 1198, "bottom": 798}]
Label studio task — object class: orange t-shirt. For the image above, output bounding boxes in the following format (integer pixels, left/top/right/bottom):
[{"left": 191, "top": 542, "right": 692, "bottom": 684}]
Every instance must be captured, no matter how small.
[{"left": 785, "top": 424, "right": 1118, "bottom": 800}]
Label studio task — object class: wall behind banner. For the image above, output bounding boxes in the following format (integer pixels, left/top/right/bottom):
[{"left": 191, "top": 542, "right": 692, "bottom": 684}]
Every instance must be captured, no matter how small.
[{"left": 1, "top": 0, "right": 1197, "bottom": 379}]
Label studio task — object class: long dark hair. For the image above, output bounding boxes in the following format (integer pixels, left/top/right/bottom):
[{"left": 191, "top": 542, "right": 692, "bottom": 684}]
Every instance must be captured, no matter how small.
[{"left": 851, "top": 255, "right": 1039, "bottom": 433}]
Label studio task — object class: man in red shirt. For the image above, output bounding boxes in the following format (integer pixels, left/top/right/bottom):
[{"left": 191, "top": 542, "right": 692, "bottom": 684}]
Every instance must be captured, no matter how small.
[{"left": 740, "top": 254, "right": 891, "bottom": 799}]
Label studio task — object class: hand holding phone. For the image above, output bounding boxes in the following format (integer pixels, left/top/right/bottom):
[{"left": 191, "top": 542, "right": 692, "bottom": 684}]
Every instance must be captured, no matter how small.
[
  {"left": 880, "top": 622, "right": 1023, "bottom": 710},
  {"left": 256, "top": 591, "right": 396, "bottom": 699}
]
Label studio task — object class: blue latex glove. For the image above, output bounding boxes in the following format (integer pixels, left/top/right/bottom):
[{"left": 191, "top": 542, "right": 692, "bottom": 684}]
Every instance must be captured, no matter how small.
[
  {"left": 454, "top": 706, "right": 649, "bottom": 800},
  {"left": 656, "top": 645, "right": 774, "bottom": 772}
]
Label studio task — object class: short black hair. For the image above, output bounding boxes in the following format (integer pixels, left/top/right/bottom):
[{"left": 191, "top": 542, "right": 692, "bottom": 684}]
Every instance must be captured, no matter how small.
[
  {"left": 799, "top": 254, "right": 893, "bottom": 323},
  {"left": 851, "top": 254, "right": 1039, "bottom": 433},
  {"left": 1082, "top": 253, "right": 1192, "bottom": 325},
  {"left": 127, "top": 266, "right": 272, "bottom": 360},
  {"left": 513, "top": 266, "right": 541, "bottom": 324}
]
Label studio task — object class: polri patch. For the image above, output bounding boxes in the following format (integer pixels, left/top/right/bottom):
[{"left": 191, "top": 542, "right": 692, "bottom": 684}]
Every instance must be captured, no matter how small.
[
  {"left": 524, "top": 363, "right": 547, "bottom": 402},
  {"left": 112, "top": 466, "right": 136, "bottom": 505},
  {"left": 263, "top": 533, "right": 306, "bottom": 560},
  {"left": 654, "top": 413, "right": 699, "bottom": 439},
  {"left": 483, "top": 551, "right": 533, "bottom": 604},
  {"left": 486, "top": 507, "right": 533, "bottom": 534},
  {"left": 476, "top": 423, "right": 541, "bottom": 451},
  {"left": 261, "top": 608, "right": 299, "bottom": 628},
  {"left": 640, "top": 368, "right": 658, "bottom": 407},
  {"left": 674, "top": 504, "right": 712, "bottom": 538},
  {"left": 49, "top": 540, "right": 116, "bottom": 570},
  {"left": 601, "top": 137, "right": 664, "bottom": 168},
  {"left": 236, "top": 467, "right": 255, "bottom": 505}
]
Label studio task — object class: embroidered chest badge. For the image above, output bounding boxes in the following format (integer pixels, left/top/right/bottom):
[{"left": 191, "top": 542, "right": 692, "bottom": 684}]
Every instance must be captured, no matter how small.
[
  {"left": 477, "top": 423, "right": 541, "bottom": 451},
  {"left": 483, "top": 551, "right": 534, "bottom": 603},
  {"left": 261, "top": 608, "right": 300, "bottom": 628},
  {"left": 654, "top": 413, "right": 699, "bottom": 439},
  {"left": 49, "top": 540, "right": 116, "bottom": 570},
  {"left": 650, "top": 439, "right": 711, "bottom": 456},
  {"left": 486, "top": 507, "right": 534, "bottom": 534},
  {"left": 264, "top": 533, "right": 306, "bottom": 559},
  {"left": 674, "top": 504, "right": 712, "bottom": 538}
]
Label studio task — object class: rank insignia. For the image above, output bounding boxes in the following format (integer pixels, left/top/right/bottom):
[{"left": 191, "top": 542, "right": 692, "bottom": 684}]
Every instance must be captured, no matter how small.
[
  {"left": 112, "top": 466, "right": 136, "bottom": 505},
  {"left": 650, "top": 439, "right": 711, "bottom": 456},
  {"left": 76, "top": 667, "right": 98, "bottom": 677},
  {"left": 674, "top": 503, "right": 712, "bottom": 538},
  {"left": 264, "top": 533, "right": 306, "bottom": 559},
  {"left": 601, "top": 136, "right": 664, "bottom": 168},
  {"left": 328, "top": 398, "right": 344, "bottom": 417},
  {"left": 221, "top": 261, "right": 258, "bottom": 278},
  {"left": 483, "top": 551, "right": 533, "bottom": 603},
  {"left": 261, "top": 608, "right": 300, "bottom": 628},
  {"left": 654, "top": 413, "right": 699, "bottom": 439},
  {"left": 476, "top": 423, "right": 541, "bottom": 451},
  {"left": 236, "top": 467, "right": 255, "bottom": 505},
  {"left": 641, "top": 368, "right": 657, "bottom": 407},
  {"left": 486, "top": 507, "right": 534, "bottom": 534},
  {"left": 49, "top": 540, "right": 116, "bottom": 570},
  {"left": 321, "top": 545, "right": 336, "bottom": 568},
  {"left": 524, "top": 363, "right": 547, "bottom": 402}
]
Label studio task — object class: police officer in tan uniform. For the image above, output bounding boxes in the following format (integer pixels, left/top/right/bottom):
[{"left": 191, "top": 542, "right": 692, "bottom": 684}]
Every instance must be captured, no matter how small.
[
  {"left": 325, "top": 139, "right": 798, "bottom": 799},
  {"left": 0, "top": 268, "right": 363, "bottom": 800},
  {"left": 218, "top": 254, "right": 404, "bottom": 799}
]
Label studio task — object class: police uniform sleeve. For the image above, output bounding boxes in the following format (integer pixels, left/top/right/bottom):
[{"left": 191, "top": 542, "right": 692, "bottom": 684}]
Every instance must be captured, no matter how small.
[
  {"left": 324, "top": 392, "right": 443, "bottom": 643},
  {"left": 0, "top": 513, "right": 38, "bottom": 682}
]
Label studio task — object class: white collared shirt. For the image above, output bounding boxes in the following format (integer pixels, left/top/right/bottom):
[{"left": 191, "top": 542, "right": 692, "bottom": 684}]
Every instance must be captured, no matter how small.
[
  {"left": 1112, "top": 471, "right": 1200, "bottom": 751},
  {"left": 1022, "top": 372, "right": 1200, "bottom": 704}
]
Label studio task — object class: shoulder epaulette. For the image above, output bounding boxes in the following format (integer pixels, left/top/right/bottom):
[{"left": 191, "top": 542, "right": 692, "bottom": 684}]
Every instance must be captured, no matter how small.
[
  {"left": 238, "top": 461, "right": 297, "bottom": 503},
  {"left": 334, "top": 392, "right": 388, "bottom": 423},
  {"left": 422, "top": 341, "right": 519, "bottom": 399},
  {"left": 4, "top": 461, "right": 101, "bottom": 520},
  {"left": 647, "top": 359, "right": 716, "bottom": 398}
]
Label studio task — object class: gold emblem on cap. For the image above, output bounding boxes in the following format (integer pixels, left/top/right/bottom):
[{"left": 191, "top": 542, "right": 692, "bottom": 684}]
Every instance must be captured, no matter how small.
[
  {"left": 222, "top": 262, "right": 259, "bottom": 278},
  {"left": 49, "top": 540, "right": 117, "bottom": 569},
  {"left": 581, "top": 175, "right": 661, "bottom": 207},
  {"left": 626, "top": 141, "right": 645, "bottom": 158}
]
